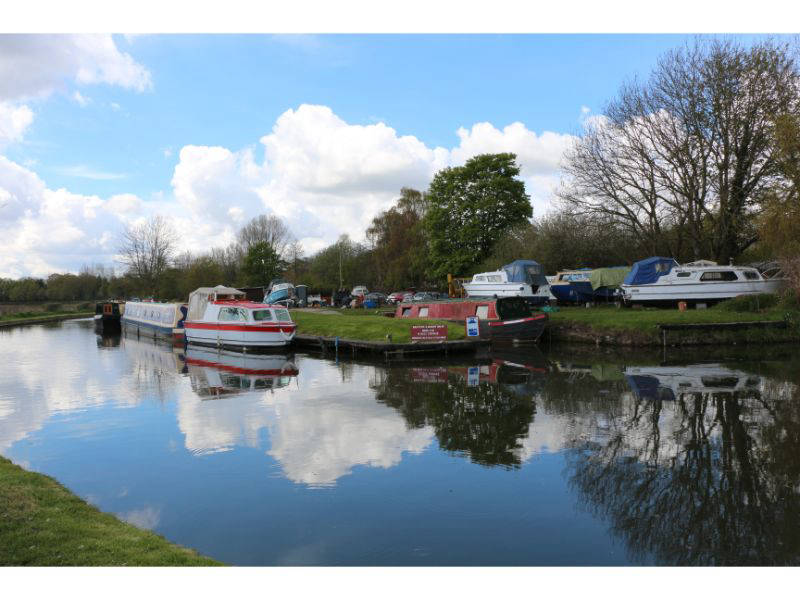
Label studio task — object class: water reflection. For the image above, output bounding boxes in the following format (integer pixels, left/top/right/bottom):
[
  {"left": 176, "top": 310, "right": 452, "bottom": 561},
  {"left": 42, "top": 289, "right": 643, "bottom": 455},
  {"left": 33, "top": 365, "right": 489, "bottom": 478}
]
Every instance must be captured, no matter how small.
[
  {"left": 559, "top": 362, "right": 800, "bottom": 565},
  {"left": 374, "top": 349, "right": 547, "bottom": 468},
  {"left": 2, "top": 320, "right": 800, "bottom": 565}
]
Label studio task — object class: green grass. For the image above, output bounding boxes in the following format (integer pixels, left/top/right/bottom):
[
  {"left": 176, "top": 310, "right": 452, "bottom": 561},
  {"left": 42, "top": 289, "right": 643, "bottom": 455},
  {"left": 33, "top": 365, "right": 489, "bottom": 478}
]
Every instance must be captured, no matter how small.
[
  {"left": 0, "top": 310, "right": 90, "bottom": 323},
  {"left": 547, "top": 303, "right": 800, "bottom": 345},
  {"left": 290, "top": 310, "right": 466, "bottom": 343},
  {"left": 0, "top": 456, "right": 221, "bottom": 566}
]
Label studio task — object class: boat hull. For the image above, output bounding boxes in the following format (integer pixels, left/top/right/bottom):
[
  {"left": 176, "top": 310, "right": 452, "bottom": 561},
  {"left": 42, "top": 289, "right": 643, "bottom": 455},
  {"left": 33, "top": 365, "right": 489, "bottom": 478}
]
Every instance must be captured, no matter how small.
[
  {"left": 570, "top": 281, "right": 619, "bottom": 303},
  {"left": 621, "top": 279, "right": 784, "bottom": 304},
  {"left": 184, "top": 321, "right": 296, "bottom": 347}
]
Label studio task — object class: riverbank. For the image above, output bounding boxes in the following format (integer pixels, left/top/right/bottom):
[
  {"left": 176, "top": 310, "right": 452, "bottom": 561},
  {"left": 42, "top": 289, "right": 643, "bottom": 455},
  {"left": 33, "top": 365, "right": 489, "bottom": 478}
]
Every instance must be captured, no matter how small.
[
  {"left": 290, "top": 309, "right": 466, "bottom": 342},
  {"left": 0, "top": 457, "right": 220, "bottom": 566},
  {"left": 547, "top": 305, "right": 800, "bottom": 346},
  {"left": 0, "top": 311, "right": 94, "bottom": 328}
]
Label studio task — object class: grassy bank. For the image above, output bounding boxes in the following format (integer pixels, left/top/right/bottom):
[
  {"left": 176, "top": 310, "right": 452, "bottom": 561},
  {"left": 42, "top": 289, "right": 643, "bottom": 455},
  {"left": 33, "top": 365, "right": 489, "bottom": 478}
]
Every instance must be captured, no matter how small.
[
  {"left": 0, "top": 310, "right": 94, "bottom": 327},
  {"left": 547, "top": 301, "right": 800, "bottom": 346},
  {"left": 0, "top": 456, "right": 220, "bottom": 566},
  {"left": 290, "top": 310, "right": 466, "bottom": 343}
]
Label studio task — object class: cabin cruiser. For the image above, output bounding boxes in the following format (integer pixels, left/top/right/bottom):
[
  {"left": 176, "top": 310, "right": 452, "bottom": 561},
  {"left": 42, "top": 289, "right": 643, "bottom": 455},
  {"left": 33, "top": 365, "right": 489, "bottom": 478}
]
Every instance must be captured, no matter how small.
[
  {"left": 625, "top": 364, "right": 762, "bottom": 401},
  {"left": 265, "top": 279, "right": 296, "bottom": 306},
  {"left": 620, "top": 257, "right": 785, "bottom": 305},
  {"left": 184, "top": 285, "right": 297, "bottom": 348},
  {"left": 570, "top": 266, "right": 631, "bottom": 303},
  {"left": 462, "top": 260, "right": 550, "bottom": 306},
  {"left": 549, "top": 270, "right": 591, "bottom": 304}
]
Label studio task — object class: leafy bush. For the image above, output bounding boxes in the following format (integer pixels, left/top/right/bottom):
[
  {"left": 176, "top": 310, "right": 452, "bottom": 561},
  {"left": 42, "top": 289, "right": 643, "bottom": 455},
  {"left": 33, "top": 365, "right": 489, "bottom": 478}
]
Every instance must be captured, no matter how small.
[{"left": 716, "top": 293, "right": 780, "bottom": 313}]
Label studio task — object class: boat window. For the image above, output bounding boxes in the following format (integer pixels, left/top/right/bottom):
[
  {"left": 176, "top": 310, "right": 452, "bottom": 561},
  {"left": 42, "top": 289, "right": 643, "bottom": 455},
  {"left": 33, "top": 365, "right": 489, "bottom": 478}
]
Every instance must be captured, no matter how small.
[
  {"left": 218, "top": 307, "right": 246, "bottom": 321},
  {"left": 700, "top": 271, "right": 739, "bottom": 281},
  {"left": 487, "top": 275, "right": 502, "bottom": 282},
  {"left": 497, "top": 297, "right": 531, "bottom": 320},
  {"left": 743, "top": 271, "right": 759, "bottom": 280},
  {"left": 418, "top": 307, "right": 429, "bottom": 317},
  {"left": 252, "top": 309, "right": 273, "bottom": 321},
  {"left": 401, "top": 307, "right": 412, "bottom": 317},
  {"left": 676, "top": 272, "right": 690, "bottom": 278},
  {"left": 476, "top": 276, "right": 486, "bottom": 282},
  {"left": 475, "top": 305, "right": 489, "bottom": 319},
  {"left": 273, "top": 308, "right": 291, "bottom": 322}
]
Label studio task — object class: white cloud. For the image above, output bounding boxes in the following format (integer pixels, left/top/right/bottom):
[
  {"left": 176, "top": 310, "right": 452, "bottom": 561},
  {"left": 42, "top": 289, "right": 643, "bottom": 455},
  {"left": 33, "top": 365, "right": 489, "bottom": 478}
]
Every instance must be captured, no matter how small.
[
  {"left": 0, "top": 34, "right": 152, "bottom": 102},
  {"left": 55, "top": 164, "right": 127, "bottom": 180},
  {"left": 72, "top": 91, "right": 91, "bottom": 107},
  {"left": 0, "top": 156, "right": 145, "bottom": 278},
  {"left": 0, "top": 102, "right": 34, "bottom": 147},
  {"left": 0, "top": 103, "right": 579, "bottom": 276},
  {"left": 168, "top": 104, "right": 575, "bottom": 258}
]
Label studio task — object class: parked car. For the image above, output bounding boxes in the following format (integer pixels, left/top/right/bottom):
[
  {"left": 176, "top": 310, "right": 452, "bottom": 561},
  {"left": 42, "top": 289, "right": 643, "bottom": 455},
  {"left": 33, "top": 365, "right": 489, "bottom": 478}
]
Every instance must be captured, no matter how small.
[
  {"left": 400, "top": 292, "right": 415, "bottom": 303},
  {"left": 365, "top": 292, "right": 387, "bottom": 305},
  {"left": 388, "top": 290, "right": 415, "bottom": 304},
  {"left": 412, "top": 291, "right": 440, "bottom": 302},
  {"left": 351, "top": 285, "right": 369, "bottom": 297}
]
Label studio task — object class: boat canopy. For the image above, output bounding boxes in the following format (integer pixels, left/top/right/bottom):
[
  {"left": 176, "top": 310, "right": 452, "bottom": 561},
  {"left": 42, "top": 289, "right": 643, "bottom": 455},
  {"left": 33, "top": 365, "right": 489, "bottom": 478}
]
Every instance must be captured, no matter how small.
[
  {"left": 590, "top": 266, "right": 631, "bottom": 290},
  {"left": 187, "top": 285, "right": 245, "bottom": 321},
  {"left": 623, "top": 257, "right": 678, "bottom": 286},
  {"left": 502, "top": 260, "right": 548, "bottom": 287}
]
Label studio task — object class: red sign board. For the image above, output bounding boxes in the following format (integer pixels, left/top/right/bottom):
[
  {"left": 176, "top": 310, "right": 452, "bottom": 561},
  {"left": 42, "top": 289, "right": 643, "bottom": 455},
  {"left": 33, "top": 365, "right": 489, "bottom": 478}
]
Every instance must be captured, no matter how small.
[{"left": 410, "top": 324, "right": 448, "bottom": 342}]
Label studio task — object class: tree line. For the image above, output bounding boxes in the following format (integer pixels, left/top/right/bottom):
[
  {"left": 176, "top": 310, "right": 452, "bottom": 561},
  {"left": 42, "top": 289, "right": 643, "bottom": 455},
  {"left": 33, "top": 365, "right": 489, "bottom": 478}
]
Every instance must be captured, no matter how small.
[{"left": 3, "top": 37, "right": 799, "bottom": 302}]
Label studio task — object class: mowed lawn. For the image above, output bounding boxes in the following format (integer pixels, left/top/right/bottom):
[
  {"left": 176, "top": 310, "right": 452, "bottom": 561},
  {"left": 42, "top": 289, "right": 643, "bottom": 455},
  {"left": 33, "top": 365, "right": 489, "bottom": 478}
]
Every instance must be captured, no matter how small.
[
  {"left": 290, "top": 309, "right": 466, "bottom": 343},
  {"left": 0, "top": 457, "right": 220, "bottom": 566}
]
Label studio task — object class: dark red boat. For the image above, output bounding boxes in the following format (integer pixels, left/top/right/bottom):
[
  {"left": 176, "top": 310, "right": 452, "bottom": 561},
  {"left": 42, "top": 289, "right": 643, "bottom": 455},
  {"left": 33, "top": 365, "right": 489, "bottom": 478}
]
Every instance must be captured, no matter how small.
[{"left": 394, "top": 297, "right": 547, "bottom": 343}]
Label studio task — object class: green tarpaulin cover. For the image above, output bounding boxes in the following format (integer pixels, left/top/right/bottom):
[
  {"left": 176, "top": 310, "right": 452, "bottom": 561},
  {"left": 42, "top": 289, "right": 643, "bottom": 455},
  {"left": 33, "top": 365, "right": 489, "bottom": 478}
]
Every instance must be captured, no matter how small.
[{"left": 590, "top": 267, "right": 631, "bottom": 290}]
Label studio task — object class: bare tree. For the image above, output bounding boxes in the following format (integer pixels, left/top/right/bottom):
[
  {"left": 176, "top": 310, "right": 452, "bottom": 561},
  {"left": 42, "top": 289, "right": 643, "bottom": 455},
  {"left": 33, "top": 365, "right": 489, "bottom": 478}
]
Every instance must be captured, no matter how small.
[
  {"left": 118, "top": 215, "right": 177, "bottom": 289},
  {"left": 236, "top": 214, "right": 293, "bottom": 259},
  {"left": 560, "top": 37, "right": 800, "bottom": 263}
]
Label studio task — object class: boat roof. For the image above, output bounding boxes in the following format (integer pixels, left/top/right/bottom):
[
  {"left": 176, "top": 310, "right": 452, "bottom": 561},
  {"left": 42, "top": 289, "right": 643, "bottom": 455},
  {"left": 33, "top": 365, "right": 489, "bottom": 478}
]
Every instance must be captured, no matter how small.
[
  {"left": 211, "top": 300, "right": 290, "bottom": 309},
  {"left": 623, "top": 257, "right": 678, "bottom": 285}
]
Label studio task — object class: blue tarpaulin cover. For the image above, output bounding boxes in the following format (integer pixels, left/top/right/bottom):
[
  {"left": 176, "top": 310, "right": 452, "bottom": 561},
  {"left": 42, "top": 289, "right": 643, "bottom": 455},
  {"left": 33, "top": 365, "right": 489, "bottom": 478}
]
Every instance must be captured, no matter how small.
[
  {"left": 623, "top": 257, "right": 678, "bottom": 285},
  {"left": 502, "top": 260, "right": 549, "bottom": 287}
]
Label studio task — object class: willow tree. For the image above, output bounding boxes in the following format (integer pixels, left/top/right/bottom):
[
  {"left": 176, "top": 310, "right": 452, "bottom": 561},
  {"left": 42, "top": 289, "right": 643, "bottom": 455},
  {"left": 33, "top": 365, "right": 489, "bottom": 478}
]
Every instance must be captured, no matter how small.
[{"left": 559, "top": 37, "right": 800, "bottom": 263}]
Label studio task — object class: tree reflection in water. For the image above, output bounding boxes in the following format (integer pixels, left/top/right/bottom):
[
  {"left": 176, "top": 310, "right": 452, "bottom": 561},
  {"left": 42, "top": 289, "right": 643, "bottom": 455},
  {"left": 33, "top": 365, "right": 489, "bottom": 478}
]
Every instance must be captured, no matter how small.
[
  {"left": 565, "top": 382, "right": 800, "bottom": 565},
  {"left": 373, "top": 357, "right": 545, "bottom": 468}
]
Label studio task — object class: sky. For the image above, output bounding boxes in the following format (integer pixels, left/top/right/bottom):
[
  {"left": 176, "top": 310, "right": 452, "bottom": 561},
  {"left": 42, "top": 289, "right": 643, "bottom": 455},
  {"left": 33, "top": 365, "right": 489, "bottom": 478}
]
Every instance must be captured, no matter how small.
[{"left": 0, "top": 33, "right": 784, "bottom": 278}]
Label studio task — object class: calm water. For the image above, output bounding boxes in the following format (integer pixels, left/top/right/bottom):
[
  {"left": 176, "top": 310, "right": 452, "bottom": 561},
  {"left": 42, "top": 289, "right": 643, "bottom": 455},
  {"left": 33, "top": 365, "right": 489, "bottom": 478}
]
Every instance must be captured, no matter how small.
[{"left": 2, "top": 318, "right": 800, "bottom": 566}]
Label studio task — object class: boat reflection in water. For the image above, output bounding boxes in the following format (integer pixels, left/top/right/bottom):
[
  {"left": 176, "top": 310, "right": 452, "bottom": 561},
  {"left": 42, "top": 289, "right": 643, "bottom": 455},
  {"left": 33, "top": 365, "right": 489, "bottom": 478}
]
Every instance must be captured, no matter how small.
[
  {"left": 185, "top": 346, "right": 298, "bottom": 397},
  {"left": 375, "top": 348, "right": 549, "bottom": 468},
  {"left": 557, "top": 359, "right": 800, "bottom": 566}
]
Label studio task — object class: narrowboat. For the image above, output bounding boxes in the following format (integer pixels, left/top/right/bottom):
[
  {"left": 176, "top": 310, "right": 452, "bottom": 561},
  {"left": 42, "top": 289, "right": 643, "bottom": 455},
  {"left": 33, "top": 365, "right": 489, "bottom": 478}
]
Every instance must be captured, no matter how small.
[
  {"left": 462, "top": 260, "right": 550, "bottom": 307},
  {"left": 94, "top": 300, "right": 124, "bottom": 333},
  {"left": 620, "top": 257, "right": 786, "bottom": 305},
  {"left": 184, "top": 285, "right": 297, "bottom": 348},
  {"left": 395, "top": 296, "right": 547, "bottom": 343},
  {"left": 121, "top": 300, "right": 187, "bottom": 340}
]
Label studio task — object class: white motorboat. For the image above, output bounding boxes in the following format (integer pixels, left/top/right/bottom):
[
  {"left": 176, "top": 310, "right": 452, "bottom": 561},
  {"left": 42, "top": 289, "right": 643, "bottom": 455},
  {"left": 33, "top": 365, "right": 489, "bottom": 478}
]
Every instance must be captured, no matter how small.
[
  {"left": 620, "top": 257, "right": 785, "bottom": 305},
  {"left": 462, "top": 260, "right": 550, "bottom": 304},
  {"left": 184, "top": 285, "right": 297, "bottom": 348}
]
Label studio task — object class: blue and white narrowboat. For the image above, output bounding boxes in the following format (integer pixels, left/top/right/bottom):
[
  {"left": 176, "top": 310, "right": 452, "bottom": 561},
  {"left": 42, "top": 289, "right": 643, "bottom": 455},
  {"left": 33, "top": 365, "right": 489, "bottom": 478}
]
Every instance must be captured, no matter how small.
[{"left": 121, "top": 300, "right": 188, "bottom": 340}]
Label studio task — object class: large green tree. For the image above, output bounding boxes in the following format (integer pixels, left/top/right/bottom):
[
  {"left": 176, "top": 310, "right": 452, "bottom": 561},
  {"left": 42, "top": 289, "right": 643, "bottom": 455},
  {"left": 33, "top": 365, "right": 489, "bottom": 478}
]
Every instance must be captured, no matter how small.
[
  {"left": 424, "top": 153, "right": 532, "bottom": 278},
  {"left": 240, "top": 242, "right": 286, "bottom": 287}
]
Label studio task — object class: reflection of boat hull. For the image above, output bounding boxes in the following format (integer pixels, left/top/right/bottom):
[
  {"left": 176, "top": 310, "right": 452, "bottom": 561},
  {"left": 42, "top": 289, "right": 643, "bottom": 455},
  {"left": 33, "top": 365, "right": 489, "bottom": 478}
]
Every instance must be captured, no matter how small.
[{"left": 185, "top": 347, "right": 298, "bottom": 396}]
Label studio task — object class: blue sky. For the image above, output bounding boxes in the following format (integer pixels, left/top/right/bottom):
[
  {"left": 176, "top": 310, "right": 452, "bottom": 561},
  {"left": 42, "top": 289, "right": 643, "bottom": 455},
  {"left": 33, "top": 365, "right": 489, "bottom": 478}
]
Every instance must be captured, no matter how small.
[{"left": 0, "top": 34, "right": 784, "bottom": 277}]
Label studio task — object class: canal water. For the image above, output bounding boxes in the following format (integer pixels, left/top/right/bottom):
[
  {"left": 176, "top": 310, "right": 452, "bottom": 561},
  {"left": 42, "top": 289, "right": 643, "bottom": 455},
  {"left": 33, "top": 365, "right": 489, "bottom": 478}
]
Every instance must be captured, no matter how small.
[{"left": 2, "top": 318, "right": 799, "bottom": 566}]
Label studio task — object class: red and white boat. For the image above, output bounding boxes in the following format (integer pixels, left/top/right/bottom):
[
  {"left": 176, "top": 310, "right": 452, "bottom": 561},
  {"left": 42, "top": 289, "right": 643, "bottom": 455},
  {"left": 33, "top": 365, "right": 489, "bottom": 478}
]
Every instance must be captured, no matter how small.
[{"left": 184, "top": 285, "right": 297, "bottom": 348}]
